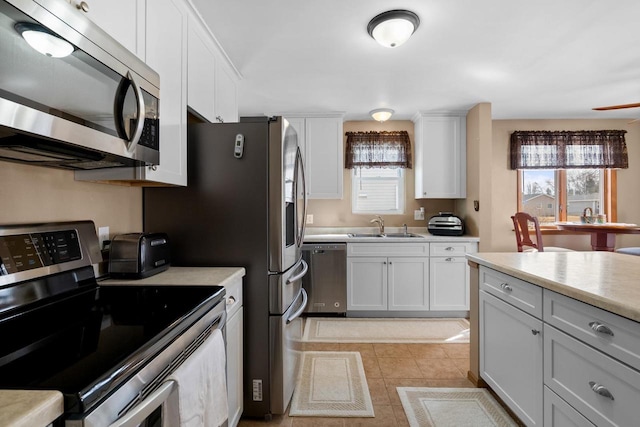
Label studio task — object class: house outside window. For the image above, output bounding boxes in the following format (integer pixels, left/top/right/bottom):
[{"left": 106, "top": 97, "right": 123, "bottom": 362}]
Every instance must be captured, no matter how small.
[{"left": 518, "top": 169, "right": 606, "bottom": 224}]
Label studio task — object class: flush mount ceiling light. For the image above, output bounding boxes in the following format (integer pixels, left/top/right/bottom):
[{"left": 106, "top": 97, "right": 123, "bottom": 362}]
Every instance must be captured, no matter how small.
[
  {"left": 370, "top": 108, "right": 394, "bottom": 122},
  {"left": 367, "top": 10, "right": 420, "bottom": 48},
  {"left": 15, "top": 22, "right": 74, "bottom": 58}
]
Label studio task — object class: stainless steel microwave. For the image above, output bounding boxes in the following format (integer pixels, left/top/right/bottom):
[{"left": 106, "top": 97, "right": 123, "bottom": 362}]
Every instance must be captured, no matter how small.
[{"left": 0, "top": 0, "right": 160, "bottom": 170}]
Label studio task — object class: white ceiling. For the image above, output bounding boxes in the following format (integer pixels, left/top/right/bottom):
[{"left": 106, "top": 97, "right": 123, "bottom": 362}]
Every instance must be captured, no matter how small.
[{"left": 192, "top": 0, "right": 640, "bottom": 121}]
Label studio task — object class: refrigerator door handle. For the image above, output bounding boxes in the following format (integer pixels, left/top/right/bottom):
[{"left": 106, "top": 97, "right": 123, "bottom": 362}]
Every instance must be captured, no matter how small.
[
  {"left": 286, "top": 259, "right": 308, "bottom": 285},
  {"left": 286, "top": 288, "right": 308, "bottom": 324},
  {"left": 295, "top": 147, "right": 307, "bottom": 248}
]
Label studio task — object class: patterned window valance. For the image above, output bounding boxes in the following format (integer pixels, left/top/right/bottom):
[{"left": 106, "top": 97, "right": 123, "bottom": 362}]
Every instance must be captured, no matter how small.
[
  {"left": 345, "top": 131, "right": 412, "bottom": 169},
  {"left": 509, "top": 130, "right": 628, "bottom": 169}
]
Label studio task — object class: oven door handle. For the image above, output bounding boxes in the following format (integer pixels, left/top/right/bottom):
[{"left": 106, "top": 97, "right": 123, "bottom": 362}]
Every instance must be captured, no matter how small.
[{"left": 108, "top": 380, "right": 176, "bottom": 427}]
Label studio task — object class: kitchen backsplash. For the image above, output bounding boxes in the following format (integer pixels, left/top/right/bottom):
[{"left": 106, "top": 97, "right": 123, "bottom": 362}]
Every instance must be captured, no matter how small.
[{"left": 0, "top": 162, "right": 142, "bottom": 236}]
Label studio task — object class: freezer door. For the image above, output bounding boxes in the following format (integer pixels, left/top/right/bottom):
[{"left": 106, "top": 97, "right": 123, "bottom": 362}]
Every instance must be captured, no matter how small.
[{"left": 269, "top": 287, "right": 307, "bottom": 415}]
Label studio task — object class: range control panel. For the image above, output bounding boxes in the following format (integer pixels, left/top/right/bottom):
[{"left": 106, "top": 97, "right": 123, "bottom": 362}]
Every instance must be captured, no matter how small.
[{"left": 0, "top": 230, "right": 81, "bottom": 275}]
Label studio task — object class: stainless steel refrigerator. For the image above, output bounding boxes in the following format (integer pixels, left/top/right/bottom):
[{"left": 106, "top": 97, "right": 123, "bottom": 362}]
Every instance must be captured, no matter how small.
[{"left": 143, "top": 116, "right": 308, "bottom": 419}]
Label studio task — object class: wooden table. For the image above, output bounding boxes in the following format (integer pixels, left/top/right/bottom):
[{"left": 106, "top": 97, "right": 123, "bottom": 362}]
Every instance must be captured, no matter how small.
[{"left": 555, "top": 222, "right": 640, "bottom": 251}]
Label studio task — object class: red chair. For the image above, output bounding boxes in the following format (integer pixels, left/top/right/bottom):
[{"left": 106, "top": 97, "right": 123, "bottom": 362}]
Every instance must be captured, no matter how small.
[{"left": 511, "top": 212, "right": 573, "bottom": 252}]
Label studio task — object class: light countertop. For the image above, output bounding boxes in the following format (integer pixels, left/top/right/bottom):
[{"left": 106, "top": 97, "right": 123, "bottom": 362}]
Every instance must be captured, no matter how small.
[
  {"left": 468, "top": 251, "right": 640, "bottom": 323},
  {"left": 304, "top": 227, "right": 479, "bottom": 243},
  {"left": 0, "top": 390, "right": 63, "bottom": 427},
  {"left": 101, "top": 266, "right": 245, "bottom": 287}
]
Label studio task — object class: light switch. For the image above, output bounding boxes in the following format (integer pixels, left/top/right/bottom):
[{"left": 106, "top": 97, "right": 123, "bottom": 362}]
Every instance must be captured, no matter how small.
[{"left": 306, "top": 214, "right": 314, "bottom": 224}]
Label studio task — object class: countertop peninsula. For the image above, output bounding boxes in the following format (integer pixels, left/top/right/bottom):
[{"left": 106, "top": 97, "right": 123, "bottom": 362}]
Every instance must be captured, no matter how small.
[{"left": 467, "top": 251, "right": 640, "bottom": 323}]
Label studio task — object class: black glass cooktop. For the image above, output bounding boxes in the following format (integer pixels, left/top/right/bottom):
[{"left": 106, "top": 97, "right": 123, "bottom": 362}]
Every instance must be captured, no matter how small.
[{"left": 0, "top": 272, "right": 224, "bottom": 413}]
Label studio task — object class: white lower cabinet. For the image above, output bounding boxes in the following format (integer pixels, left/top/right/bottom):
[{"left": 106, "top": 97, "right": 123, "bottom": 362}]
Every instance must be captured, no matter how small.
[
  {"left": 544, "top": 386, "right": 595, "bottom": 427},
  {"left": 224, "top": 279, "right": 243, "bottom": 427},
  {"left": 347, "top": 256, "right": 428, "bottom": 311},
  {"left": 429, "top": 242, "right": 476, "bottom": 311},
  {"left": 347, "top": 243, "right": 429, "bottom": 312},
  {"left": 479, "top": 266, "right": 640, "bottom": 427},
  {"left": 480, "top": 289, "right": 543, "bottom": 426}
]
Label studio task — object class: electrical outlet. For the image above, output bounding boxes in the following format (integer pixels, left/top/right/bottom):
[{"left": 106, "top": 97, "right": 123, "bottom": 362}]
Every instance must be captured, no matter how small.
[
  {"left": 306, "top": 214, "right": 314, "bottom": 224},
  {"left": 414, "top": 210, "right": 425, "bottom": 220},
  {"left": 98, "top": 226, "right": 110, "bottom": 249}
]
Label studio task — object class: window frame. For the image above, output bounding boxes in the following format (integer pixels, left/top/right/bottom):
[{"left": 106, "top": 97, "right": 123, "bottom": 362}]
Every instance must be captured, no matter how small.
[
  {"left": 351, "top": 167, "right": 405, "bottom": 215},
  {"left": 516, "top": 169, "right": 617, "bottom": 229}
]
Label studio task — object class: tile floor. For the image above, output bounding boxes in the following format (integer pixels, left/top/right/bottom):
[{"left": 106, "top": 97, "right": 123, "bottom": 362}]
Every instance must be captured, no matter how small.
[{"left": 238, "top": 340, "right": 474, "bottom": 426}]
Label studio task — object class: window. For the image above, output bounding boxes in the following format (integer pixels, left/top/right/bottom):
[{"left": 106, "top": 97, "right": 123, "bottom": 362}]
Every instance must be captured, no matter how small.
[
  {"left": 517, "top": 169, "right": 614, "bottom": 225},
  {"left": 352, "top": 168, "right": 405, "bottom": 214},
  {"left": 345, "top": 130, "right": 411, "bottom": 214},
  {"left": 511, "top": 130, "right": 625, "bottom": 225}
]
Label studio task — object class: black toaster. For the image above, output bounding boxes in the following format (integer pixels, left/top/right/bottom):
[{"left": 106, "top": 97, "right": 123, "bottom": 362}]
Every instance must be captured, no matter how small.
[{"left": 109, "top": 232, "right": 170, "bottom": 279}]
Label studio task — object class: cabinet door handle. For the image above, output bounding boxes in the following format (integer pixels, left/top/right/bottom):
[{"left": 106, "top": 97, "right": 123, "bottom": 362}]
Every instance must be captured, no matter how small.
[
  {"left": 589, "top": 322, "right": 614, "bottom": 337},
  {"left": 383, "top": 261, "right": 387, "bottom": 265},
  {"left": 445, "top": 247, "right": 454, "bottom": 251},
  {"left": 589, "top": 381, "right": 614, "bottom": 400},
  {"left": 531, "top": 329, "right": 540, "bottom": 335},
  {"left": 76, "top": 1, "right": 89, "bottom": 12},
  {"left": 226, "top": 296, "right": 236, "bottom": 306},
  {"left": 446, "top": 257, "right": 453, "bottom": 262},
  {"left": 500, "top": 283, "right": 513, "bottom": 292}
]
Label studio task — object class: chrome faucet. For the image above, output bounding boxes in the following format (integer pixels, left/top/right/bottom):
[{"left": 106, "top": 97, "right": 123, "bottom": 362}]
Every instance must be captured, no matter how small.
[
  {"left": 370, "top": 215, "right": 385, "bottom": 234},
  {"left": 403, "top": 223, "right": 408, "bottom": 235}
]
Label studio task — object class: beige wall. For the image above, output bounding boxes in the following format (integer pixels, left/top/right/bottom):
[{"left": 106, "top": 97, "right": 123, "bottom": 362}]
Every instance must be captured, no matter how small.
[
  {"left": 457, "top": 103, "right": 492, "bottom": 250},
  {"left": 0, "top": 162, "right": 143, "bottom": 239},
  {"left": 306, "top": 120, "right": 456, "bottom": 228},
  {"left": 489, "top": 119, "right": 640, "bottom": 252}
]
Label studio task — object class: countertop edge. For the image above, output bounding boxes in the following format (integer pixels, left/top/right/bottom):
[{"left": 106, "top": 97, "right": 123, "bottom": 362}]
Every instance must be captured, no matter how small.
[
  {"left": 100, "top": 266, "right": 246, "bottom": 287},
  {"left": 0, "top": 390, "right": 63, "bottom": 427},
  {"left": 467, "top": 252, "right": 640, "bottom": 323}
]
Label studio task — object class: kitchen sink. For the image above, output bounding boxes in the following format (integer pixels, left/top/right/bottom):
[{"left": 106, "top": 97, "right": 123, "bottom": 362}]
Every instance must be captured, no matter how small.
[{"left": 347, "top": 233, "right": 424, "bottom": 238}]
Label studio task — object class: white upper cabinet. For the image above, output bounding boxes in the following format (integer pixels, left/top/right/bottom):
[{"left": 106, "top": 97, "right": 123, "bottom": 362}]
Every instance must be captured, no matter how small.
[
  {"left": 214, "top": 59, "right": 238, "bottom": 123},
  {"left": 187, "top": 19, "right": 216, "bottom": 123},
  {"left": 186, "top": 10, "right": 238, "bottom": 124},
  {"left": 67, "top": 0, "right": 145, "bottom": 57},
  {"left": 143, "top": 0, "right": 188, "bottom": 186},
  {"left": 413, "top": 112, "right": 467, "bottom": 199},
  {"left": 285, "top": 114, "right": 344, "bottom": 199}
]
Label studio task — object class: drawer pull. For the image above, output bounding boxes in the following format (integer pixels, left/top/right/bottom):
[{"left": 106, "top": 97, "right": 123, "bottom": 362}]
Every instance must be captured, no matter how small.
[
  {"left": 445, "top": 247, "right": 454, "bottom": 251},
  {"left": 226, "top": 296, "right": 236, "bottom": 305},
  {"left": 500, "top": 283, "right": 513, "bottom": 292},
  {"left": 588, "top": 381, "right": 614, "bottom": 401},
  {"left": 531, "top": 329, "right": 540, "bottom": 335},
  {"left": 589, "top": 322, "right": 614, "bottom": 337},
  {"left": 446, "top": 257, "right": 453, "bottom": 262}
]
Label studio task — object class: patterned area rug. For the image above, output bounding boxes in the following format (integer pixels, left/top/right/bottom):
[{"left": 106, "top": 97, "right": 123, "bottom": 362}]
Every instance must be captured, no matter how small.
[
  {"left": 397, "top": 387, "right": 518, "bottom": 426},
  {"left": 302, "top": 318, "right": 470, "bottom": 343},
  {"left": 289, "top": 351, "right": 374, "bottom": 417}
]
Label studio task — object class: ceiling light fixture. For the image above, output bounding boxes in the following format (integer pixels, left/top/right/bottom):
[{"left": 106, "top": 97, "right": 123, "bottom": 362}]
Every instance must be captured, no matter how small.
[
  {"left": 15, "top": 22, "right": 74, "bottom": 58},
  {"left": 367, "top": 10, "right": 420, "bottom": 48},
  {"left": 370, "top": 108, "right": 394, "bottom": 122}
]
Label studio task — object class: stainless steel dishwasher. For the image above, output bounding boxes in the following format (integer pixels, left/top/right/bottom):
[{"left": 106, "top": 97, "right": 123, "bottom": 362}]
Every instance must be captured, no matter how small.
[{"left": 301, "top": 243, "right": 347, "bottom": 314}]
